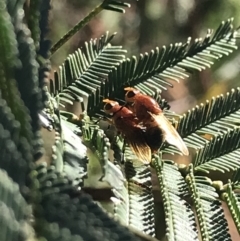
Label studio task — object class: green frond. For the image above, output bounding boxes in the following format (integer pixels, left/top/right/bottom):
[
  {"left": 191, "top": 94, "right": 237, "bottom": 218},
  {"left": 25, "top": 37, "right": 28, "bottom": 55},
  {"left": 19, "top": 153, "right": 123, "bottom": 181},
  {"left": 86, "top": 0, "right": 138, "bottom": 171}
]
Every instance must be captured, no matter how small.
[
  {"left": 186, "top": 165, "right": 231, "bottom": 241},
  {"left": 0, "top": 169, "right": 30, "bottom": 221},
  {"left": 82, "top": 120, "right": 155, "bottom": 236},
  {"left": 112, "top": 19, "right": 237, "bottom": 90},
  {"left": 153, "top": 156, "right": 198, "bottom": 241},
  {"left": 34, "top": 188, "right": 141, "bottom": 241},
  {"left": 82, "top": 123, "right": 110, "bottom": 169},
  {"left": 0, "top": 93, "right": 21, "bottom": 146},
  {"left": 81, "top": 119, "right": 126, "bottom": 188},
  {"left": 0, "top": 124, "right": 29, "bottom": 187},
  {"left": 37, "top": 0, "right": 51, "bottom": 112},
  {"left": 59, "top": 111, "right": 83, "bottom": 135},
  {"left": 0, "top": 168, "right": 33, "bottom": 241},
  {"left": 29, "top": 162, "right": 80, "bottom": 203},
  {"left": 153, "top": 91, "right": 170, "bottom": 110},
  {"left": 0, "top": 202, "right": 31, "bottom": 241},
  {"left": 177, "top": 88, "right": 240, "bottom": 138},
  {"left": 113, "top": 148, "right": 155, "bottom": 236},
  {"left": 26, "top": 0, "right": 41, "bottom": 49},
  {"left": 78, "top": 19, "right": 238, "bottom": 117},
  {"left": 102, "top": 0, "right": 131, "bottom": 13},
  {"left": 39, "top": 99, "right": 64, "bottom": 169},
  {"left": 38, "top": 0, "right": 51, "bottom": 49},
  {"left": 37, "top": 0, "right": 52, "bottom": 110},
  {"left": 222, "top": 182, "right": 240, "bottom": 235},
  {"left": 37, "top": 221, "right": 84, "bottom": 241},
  {"left": 193, "top": 130, "right": 240, "bottom": 173},
  {"left": 0, "top": 0, "right": 34, "bottom": 155},
  {"left": 163, "top": 88, "right": 240, "bottom": 173},
  {"left": 61, "top": 118, "right": 88, "bottom": 185},
  {"left": 232, "top": 168, "right": 240, "bottom": 184},
  {"left": 5, "top": 0, "right": 25, "bottom": 17},
  {"left": 51, "top": 32, "right": 126, "bottom": 114},
  {"left": 50, "top": 1, "right": 130, "bottom": 55},
  {"left": 14, "top": 4, "right": 45, "bottom": 158},
  {"left": 0, "top": 94, "right": 30, "bottom": 186},
  {"left": 51, "top": 124, "right": 64, "bottom": 172},
  {"left": 38, "top": 105, "right": 88, "bottom": 186}
]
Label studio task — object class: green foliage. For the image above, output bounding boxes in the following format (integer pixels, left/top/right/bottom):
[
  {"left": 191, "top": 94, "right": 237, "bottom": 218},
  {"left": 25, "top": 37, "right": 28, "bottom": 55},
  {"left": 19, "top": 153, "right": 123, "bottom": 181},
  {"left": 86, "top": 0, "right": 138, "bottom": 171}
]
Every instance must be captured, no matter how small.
[
  {"left": 0, "top": 0, "right": 34, "bottom": 186},
  {"left": 223, "top": 182, "right": 240, "bottom": 232},
  {"left": 165, "top": 88, "right": 240, "bottom": 174},
  {"left": 51, "top": 19, "right": 240, "bottom": 117},
  {"left": 153, "top": 157, "right": 198, "bottom": 241},
  {"left": 0, "top": 0, "right": 33, "bottom": 143},
  {"left": 113, "top": 149, "right": 155, "bottom": 236},
  {"left": 186, "top": 166, "right": 231, "bottom": 241},
  {"left": 0, "top": 169, "right": 33, "bottom": 241},
  {"left": 0, "top": 1, "right": 240, "bottom": 241},
  {"left": 50, "top": 32, "right": 126, "bottom": 113},
  {"left": 50, "top": 0, "right": 130, "bottom": 55}
]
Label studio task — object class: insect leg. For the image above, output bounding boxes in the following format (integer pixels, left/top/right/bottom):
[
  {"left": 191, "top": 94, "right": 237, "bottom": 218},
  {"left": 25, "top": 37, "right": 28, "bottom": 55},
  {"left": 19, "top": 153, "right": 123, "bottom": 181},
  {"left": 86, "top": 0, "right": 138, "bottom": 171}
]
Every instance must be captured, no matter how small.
[{"left": 94, "top": 116, "right": 112, "bottom": 124}]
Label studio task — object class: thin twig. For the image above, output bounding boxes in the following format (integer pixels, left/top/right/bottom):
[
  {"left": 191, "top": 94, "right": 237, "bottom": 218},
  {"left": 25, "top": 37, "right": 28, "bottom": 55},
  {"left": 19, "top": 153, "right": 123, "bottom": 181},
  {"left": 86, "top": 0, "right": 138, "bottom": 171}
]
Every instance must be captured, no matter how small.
[{"left": 50, "top": 3, "right": 104, "bottom": 56}]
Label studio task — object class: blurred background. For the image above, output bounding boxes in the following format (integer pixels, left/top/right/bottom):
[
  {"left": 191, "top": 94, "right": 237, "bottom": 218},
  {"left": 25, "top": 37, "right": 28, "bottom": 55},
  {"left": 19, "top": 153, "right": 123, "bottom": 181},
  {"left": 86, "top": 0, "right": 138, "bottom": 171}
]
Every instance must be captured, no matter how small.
[{"left": 49, "top": 0, "right": 240, "bottom": 114}]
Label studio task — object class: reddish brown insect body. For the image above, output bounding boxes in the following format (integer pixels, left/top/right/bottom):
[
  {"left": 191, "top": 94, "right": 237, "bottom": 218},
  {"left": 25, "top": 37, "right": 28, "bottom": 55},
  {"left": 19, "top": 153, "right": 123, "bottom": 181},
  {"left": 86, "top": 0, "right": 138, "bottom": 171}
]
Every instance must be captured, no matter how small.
[
  {"left": 124, "top": 87, "right": 189, "bottom": 156},
  {"left": 103, "top": 99, "right": 152, "bottom": 163}
]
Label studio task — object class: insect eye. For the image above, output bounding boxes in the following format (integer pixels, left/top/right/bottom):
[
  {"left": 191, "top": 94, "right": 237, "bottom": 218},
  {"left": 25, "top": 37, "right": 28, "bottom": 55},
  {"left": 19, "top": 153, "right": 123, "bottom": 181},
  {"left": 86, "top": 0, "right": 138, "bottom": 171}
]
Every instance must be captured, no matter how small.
[
  {"left": 104, "top": 103, "right": 113, "bottom": 110},
  {"left": 126, "top": 90, "right": 135, "bottom": 98}
]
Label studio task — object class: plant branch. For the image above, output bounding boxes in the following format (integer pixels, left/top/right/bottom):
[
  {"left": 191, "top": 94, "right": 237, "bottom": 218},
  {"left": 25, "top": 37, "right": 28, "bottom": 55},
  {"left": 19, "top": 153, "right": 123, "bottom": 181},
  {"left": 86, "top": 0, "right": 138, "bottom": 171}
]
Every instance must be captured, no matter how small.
[
  {"left": 50, "top": 0, "right": 130, "bottom": 55},
  {"left": 50, "top": 3, "right": 103, "bottom": 55}
]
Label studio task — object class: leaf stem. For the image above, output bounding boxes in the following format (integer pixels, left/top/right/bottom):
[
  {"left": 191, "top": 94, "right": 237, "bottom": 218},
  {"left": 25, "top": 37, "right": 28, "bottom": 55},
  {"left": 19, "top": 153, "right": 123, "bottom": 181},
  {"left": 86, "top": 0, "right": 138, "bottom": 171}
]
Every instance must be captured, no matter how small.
[{"left": 50, "top": 3, "right": 104, "bottom": 56}]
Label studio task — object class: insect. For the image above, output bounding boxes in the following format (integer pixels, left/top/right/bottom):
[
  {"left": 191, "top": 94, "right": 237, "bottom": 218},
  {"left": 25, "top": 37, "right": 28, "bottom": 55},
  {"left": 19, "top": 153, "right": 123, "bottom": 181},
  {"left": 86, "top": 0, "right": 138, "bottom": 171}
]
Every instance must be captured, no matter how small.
[
  {"left": 124, "top": 87, "right": 189, "bottom": 156},
  {"left": 102, "top": 99, "right": 152, "bottom": 163}
]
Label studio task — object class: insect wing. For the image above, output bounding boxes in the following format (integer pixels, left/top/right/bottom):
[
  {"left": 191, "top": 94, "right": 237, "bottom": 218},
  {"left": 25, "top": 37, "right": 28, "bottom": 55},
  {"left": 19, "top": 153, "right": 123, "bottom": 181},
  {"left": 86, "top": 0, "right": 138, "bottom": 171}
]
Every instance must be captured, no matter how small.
[
  {"left": 126, "top": 127, "right": 152, "bottom": 164},
  {"left": 148, "top": 112, "right": 189, "bottom": 156}
]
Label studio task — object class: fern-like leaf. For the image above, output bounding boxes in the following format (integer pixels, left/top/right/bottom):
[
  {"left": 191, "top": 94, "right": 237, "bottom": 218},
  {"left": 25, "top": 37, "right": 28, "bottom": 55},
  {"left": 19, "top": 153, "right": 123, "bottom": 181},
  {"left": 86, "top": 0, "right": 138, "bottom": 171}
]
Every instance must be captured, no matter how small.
[
  {"left": 120, "top": 18, "right": 237, "bottom": 92},
  {"left": 0, "top": 169, "right": 33, "bottom": 241},
  {"left": 82, "top": 19, "right": 239, "bottom": 117},
  {"left": 232, "top": 168, "right": 240, "bottom": 184},
  {"left": 5, "top": 0, "right": 25, "bottom": 17},
  {"left": 38, "top": 0, "right": 51, "bottom": 54},
  {"left": 153, "top": 157, "right": 198, "bottom": 241},
  {"left": 50, "top": 32, "right": 126, "bottom": 114},
  {"left": 37, "top": 0, "right": 52, "bottom": 111},
  {"left": 39, "top": 97, "right": 88, "bottom": 185},
  {"left": 113, "top": 148, "right": 155, "bottom": 236},
  {"left": 26, "top": 0, "right": 41, "bottom": 49},
  {"left": 0, "top": 0, "right": 33, "bottom": 146},
  {"left": 163, "top": 88, "right": 240, "bottom": 173},
  {"left": 222, "top": 182, "right": 240, "bottom": 234},
  {"left": 186, "top": 165, "right": 231, "bottom": 241},
  {"left": 14, "top": 2, "right": 44, "bottom": 159},
  {"left": 37, "top": 221, "right": 84, "bottom": 241},
  {"left": 102, "top": 0, "right": 130, "bottom": 13},
  {"left": 82, "top": 124, "right": 110, "bottom": 170},
  {"left": 177, "top": 88, "right": 240, "bottom": 138},
  {"left": 29, "top": 162, "right": 81, "bottom": 202},
  {"left": 61, "top": 118, "right": 88, "bottom": 185},
  {"left": 82, "top": 120, "right": 155, "bottom": 236},
  {"left": 193, "top": 130, "right": 240, "bottom": 173},
  {"left": 35, "top": 190, "right": 142, "bottom": 241},
  {"left": 0, "top": 92, "right": 31, "bottom": 186}
]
